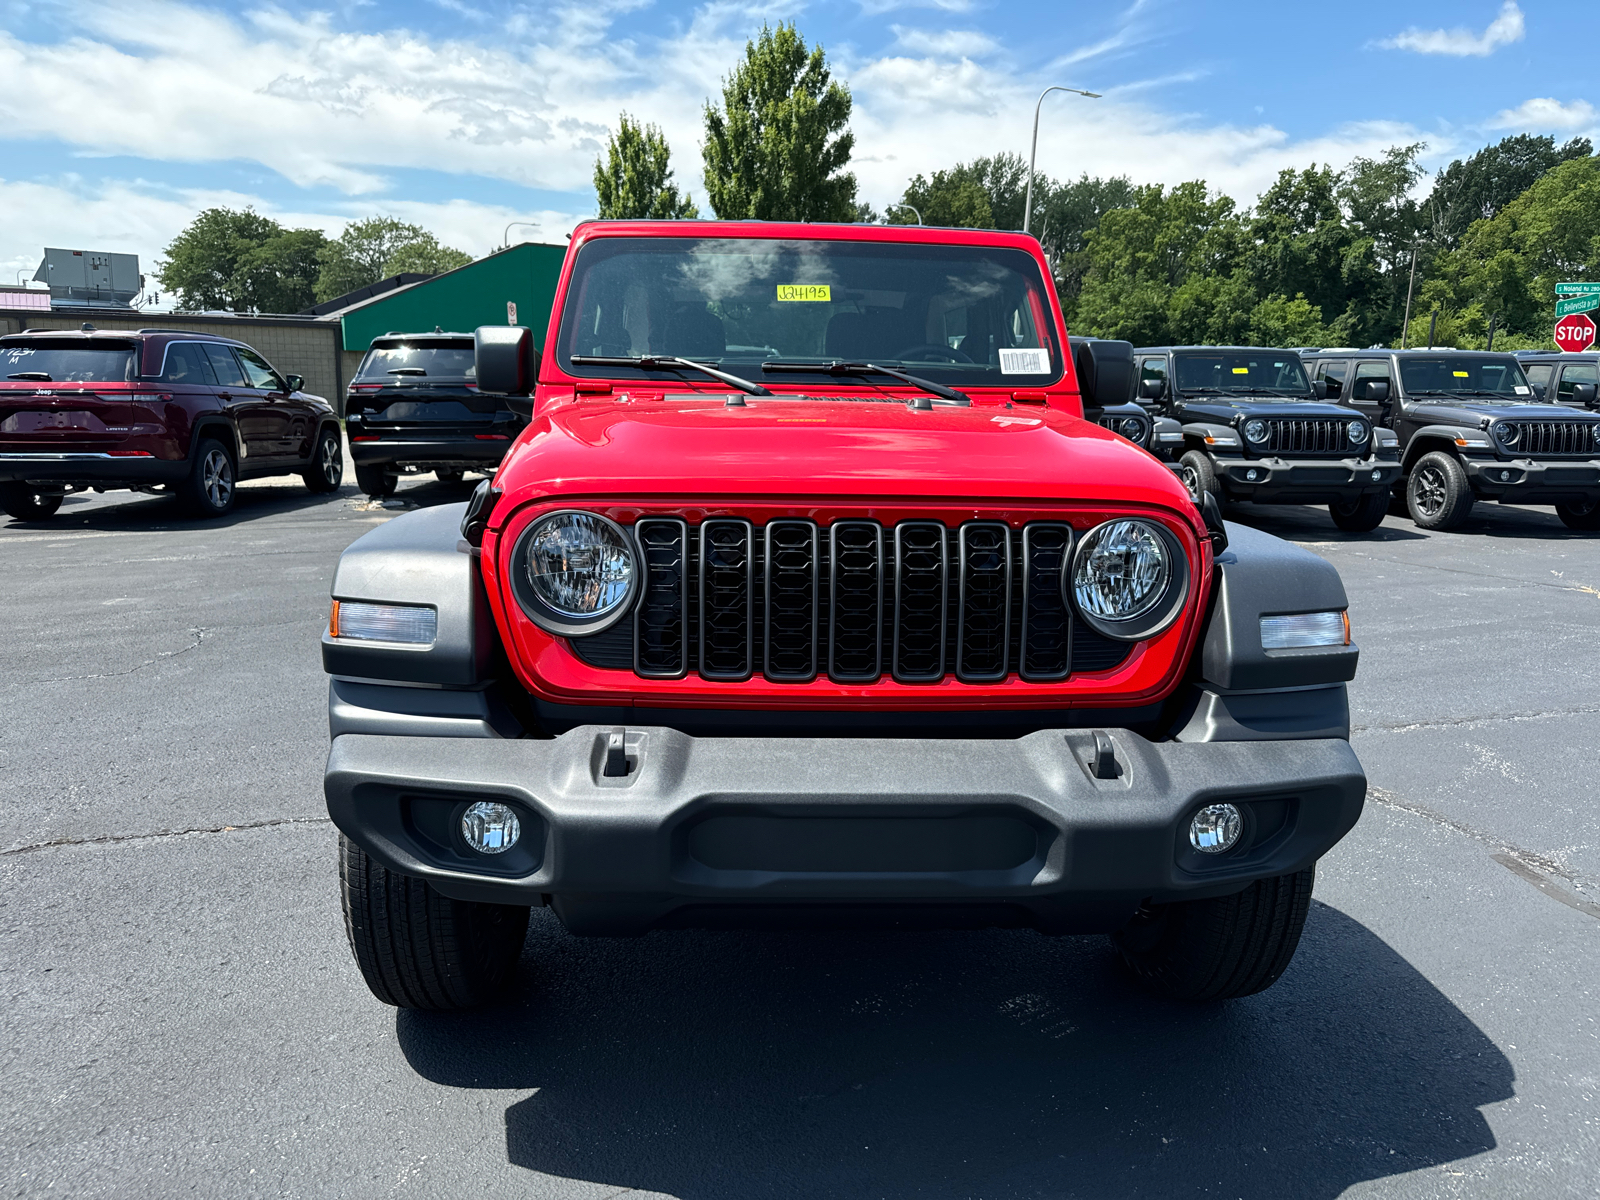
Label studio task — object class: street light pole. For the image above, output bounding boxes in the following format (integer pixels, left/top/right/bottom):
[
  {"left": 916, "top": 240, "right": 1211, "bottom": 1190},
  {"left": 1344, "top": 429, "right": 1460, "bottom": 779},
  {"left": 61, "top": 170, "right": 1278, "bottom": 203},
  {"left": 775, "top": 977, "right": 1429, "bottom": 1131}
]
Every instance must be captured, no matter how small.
[
  {"left": 1023, "top": 85, "right": 1101, "bottom": 236},
  {"left": 502, "top": 221, "right": 541, "bottom": 249},
  {"left": 885, "top": 203, "right": 922, "bottom": 225},
  {"left": 1400, "top": 238, "right": 1420, "bottom": 349}
]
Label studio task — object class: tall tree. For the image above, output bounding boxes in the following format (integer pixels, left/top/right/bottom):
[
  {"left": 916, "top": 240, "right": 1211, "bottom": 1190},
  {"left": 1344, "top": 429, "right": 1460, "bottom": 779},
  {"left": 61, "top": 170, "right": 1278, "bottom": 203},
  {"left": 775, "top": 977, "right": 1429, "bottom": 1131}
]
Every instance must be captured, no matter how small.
[
  {"left": 1336, "top": 144, "right": 1431, "bottom": 346},
  {"left": 889, "top": 154, "right": 1032, "bottom": 230},
  {"left": 1037, "top": 173, "right": 1136, "bottom": 320},
  {"left": 314, "top": 217, "right": 471, "bottom": 303},
  {"left": 157, "top": 207, "right": 327, "bottom": 313},
  {"left": 701, "top": 23, "right": 860, "bottom": 221},
  {"left": 595, "top": 114, "right": 699, "bottom": 219},
  {"left": 1427, "top": 133, "right": 1592, "bottom": 248}
]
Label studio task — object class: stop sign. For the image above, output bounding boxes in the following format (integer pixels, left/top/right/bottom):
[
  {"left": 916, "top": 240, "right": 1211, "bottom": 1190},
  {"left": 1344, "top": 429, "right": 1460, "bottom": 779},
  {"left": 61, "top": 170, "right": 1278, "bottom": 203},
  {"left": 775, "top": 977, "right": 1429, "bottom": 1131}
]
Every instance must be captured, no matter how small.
[{"left": 1555, "top": 312, "right": 1596, "bottom": 351}]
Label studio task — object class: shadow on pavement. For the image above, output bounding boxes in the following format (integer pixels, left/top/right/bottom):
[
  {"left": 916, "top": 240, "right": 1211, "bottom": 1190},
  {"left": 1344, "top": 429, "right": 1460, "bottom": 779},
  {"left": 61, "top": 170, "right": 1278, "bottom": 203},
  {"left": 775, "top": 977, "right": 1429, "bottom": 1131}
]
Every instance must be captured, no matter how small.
[{"left": 396, "top": 901, "right": 1511, "bottom": 1199}]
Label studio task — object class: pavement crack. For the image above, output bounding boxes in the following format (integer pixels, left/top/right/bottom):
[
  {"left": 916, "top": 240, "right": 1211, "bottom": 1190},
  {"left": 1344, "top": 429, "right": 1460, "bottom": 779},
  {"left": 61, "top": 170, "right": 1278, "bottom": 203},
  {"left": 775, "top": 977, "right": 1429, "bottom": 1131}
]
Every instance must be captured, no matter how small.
[
  {"left": 25, "top": 627, "right": 210, "bottom": 685},
  {"left": 2, "top": 815, "right": 330, "bottom": 856},
  {"left": 1353, "top": 705, "right": 1600, "bottom": 733},
  {"left": 1491, "top": 853, "right": 1600, "bottom": 921}
]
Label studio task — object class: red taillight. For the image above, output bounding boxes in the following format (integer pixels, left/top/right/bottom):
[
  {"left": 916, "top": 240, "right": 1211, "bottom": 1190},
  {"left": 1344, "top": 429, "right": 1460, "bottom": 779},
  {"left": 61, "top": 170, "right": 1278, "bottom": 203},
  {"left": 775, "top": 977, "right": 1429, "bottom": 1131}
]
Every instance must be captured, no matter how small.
[
  {"left": 475, "top": 434, "right": 510, "bottom": 440},
  {"left": 349, "top": 383, "right": 382, "bottom": 394},
  {"left": 107, "top": 450, "right": 154, "bottom": 457},
  {"left": 350, "top": 436, "right": 378, "bottom": 442}
]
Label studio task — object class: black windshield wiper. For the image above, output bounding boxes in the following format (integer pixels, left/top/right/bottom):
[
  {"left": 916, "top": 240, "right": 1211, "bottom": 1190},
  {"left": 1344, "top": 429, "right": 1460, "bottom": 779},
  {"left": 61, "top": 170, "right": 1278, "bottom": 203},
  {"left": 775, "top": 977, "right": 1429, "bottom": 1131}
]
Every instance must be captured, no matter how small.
[
  {"left": 7, "top": 371, "right": 51, "bottom": 381},
  {"left": 1177, "top": 387, "right": 1230, "bottom": 396},
  {"left": 571, "top": 355, "right": 771, "bottom": 396},
  {"left": 761, "top": 359, "right": 970, "bottom": 404}
]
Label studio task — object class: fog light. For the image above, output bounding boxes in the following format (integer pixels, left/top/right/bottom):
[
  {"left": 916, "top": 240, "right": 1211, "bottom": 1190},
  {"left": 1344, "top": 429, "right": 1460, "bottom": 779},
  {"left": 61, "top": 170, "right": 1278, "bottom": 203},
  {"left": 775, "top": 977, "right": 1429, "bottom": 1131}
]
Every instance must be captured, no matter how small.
[
  {"left": 461, "top": 801, "right": 520, "bottom": 855},
  {"left": 1245, "top": 468, "right": 1259, "bottom": 481},
  {"left": 1371, "top": 469, "right": 1382, "bottom": 482},
  {"left": 1189, "top": 803, "right": 1242, "bottom": 854},
  {"left": 1500, "top": 470, "right": 1511, "bottom": 482}
]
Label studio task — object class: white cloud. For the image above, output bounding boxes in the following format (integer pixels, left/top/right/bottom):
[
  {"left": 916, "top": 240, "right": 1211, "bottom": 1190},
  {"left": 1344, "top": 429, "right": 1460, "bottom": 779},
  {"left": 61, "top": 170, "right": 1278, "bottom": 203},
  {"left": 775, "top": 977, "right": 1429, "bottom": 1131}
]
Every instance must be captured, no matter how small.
[
  {"left": 889, "top": 26, "right": 998, "bottom": 58},
  {"left": 858, "top": 0, "right": 974, "bottom": 16},
  {"left": 1488, "top": 97, "right": 1599, "bottom": 131},
  {"left": 1379, "top": 1, "right": 1525, "bottom": 57}
]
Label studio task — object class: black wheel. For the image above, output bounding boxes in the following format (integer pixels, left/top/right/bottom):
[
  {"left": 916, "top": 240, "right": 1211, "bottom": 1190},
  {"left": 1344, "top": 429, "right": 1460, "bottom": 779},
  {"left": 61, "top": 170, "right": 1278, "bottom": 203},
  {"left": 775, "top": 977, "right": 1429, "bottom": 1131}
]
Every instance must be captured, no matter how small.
[
  {"left": 1406, "top": 451, "right": 1474, "bottom": 530},
  {"left": 1177, "top": 450, "right": 1223, "bottom": 509},
  {"left": 177, "top": 438, "right": 236, "bottom": 517},
  {"left": 354, "top": 463, "right": 396, "bottom": 499},
  {"left": 1113, "top": 864, "right": 1315, "bottom": 1001},
  {"left": 0, "top": 484, "right": 63, "bottom": 521},
  {"left": 435, "top": 469, "right": 465, "bottom": 484},
  {"left": 1329, "top": 491, "right": 1389, "bottom": 533},
  {"left": 339, "top": 834, "right": 530, "bottom": 1010},
  {"left": 302, "top": 427, "right": 344, "bottom": 494},
  {"left": 1555, "top": 499, "right": 1600, "bottom": 531}
]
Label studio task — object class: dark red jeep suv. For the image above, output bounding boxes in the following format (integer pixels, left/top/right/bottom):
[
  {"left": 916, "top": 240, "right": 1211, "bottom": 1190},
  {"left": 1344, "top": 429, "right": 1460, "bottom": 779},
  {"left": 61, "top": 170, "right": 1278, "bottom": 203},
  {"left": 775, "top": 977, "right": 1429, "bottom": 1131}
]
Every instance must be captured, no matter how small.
[{"left": 0, "top": 326, "right": 343, "bottom": 520}]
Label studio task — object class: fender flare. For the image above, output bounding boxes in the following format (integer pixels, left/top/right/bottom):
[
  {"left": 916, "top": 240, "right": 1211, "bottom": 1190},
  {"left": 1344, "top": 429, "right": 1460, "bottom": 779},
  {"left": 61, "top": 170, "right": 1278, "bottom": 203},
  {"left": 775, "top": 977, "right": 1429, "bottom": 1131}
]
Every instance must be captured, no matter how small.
[
  {"left": 1402, "top": 426, "right": 1473, "bottom": 471},
  {"left": 188, "top": 416, "right": 240, "bottom": 465},
  {"left": 1181, "top": 422, "right": 1241, "bottom": 453}
]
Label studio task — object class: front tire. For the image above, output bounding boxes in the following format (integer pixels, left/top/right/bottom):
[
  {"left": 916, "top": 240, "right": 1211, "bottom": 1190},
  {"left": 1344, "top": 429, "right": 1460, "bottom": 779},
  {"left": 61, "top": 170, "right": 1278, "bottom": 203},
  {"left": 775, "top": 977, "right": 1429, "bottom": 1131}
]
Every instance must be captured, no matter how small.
[
  {"left": 1177, "top": 451, "right": 1223, "bottom": 510},
  {"left": 178, "top": 438, "right": 236, "bottom": 517},
  {"left": 1112, "top": 865, "right": 1315, "bottom": 1001},
  {"left": 339, "top": 835, "right": 530, "bottom": 1010},
  {"left": 1406, "top": 451, "right": 1474, "bottom": 530},
  {"left": 1329, "top": 491, "right": 1389, "bottom": 533},
  {"left": 302, "top": 427, "right": 343, "bottom": 494},
  {"left": 354, "top": 463, "right": 397, "bottom": 499},
  {"left": 0, "top": 484, "right": 63, "bottom": 521},
  {"left": 1555, "top": 499, "right": 1600, "bottom": 531},
  {"left": 435, "top": 469, "right": 465, "bottom": 484}
]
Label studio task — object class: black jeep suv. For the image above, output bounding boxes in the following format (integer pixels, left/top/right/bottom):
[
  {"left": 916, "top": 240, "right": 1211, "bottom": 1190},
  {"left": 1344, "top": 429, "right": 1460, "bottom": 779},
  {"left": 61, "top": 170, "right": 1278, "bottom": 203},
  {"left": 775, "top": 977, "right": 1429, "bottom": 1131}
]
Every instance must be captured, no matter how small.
[
  {"left": 345, "top": 331, "right": 525, "bottom": 498},
  {"left": 0, "top": 326, "right": 341, "bottom": 520},
  {"left": 1301, "top": 348, "right": 1600, "bottom": 531},
  {"left": 1136, "top": 346, "right": 1402, "bottom": 531}
]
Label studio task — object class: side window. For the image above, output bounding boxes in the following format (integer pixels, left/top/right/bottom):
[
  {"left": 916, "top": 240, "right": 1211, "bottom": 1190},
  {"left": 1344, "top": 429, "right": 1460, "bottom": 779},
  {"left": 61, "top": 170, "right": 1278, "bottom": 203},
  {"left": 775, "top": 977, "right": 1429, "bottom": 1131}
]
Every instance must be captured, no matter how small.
[
  {"left": 1522, "top": 362, "right": 1554, "bottom": 396},
  {"left": 202, "top": 344, "right": 248, "bottom": 388},
  {"left": 161, "top": 342, "right": 217, "bottom": 386},
  {"left": 1314, "top": 359, "right": 1349, "bottom": 399},
  {"left": 235, "top": 347, "right": 285, "bottom": 391},
  {"left": 1556, "top": 364, "right": 1597, "bottom": 400}
]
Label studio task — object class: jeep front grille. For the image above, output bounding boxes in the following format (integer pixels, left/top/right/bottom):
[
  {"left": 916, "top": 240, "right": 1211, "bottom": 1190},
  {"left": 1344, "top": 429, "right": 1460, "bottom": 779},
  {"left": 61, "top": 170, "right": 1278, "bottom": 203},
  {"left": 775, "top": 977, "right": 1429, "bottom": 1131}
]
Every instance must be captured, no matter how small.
[
  {"left": 1505, "top": 421, "right": 1597, "bottom": 456},
  {"left": 584, "top": 518, "right": 1133, "bottom": 683},
  {"left": 1262, "top": 418, "right": 1352, "bottom": 456}
]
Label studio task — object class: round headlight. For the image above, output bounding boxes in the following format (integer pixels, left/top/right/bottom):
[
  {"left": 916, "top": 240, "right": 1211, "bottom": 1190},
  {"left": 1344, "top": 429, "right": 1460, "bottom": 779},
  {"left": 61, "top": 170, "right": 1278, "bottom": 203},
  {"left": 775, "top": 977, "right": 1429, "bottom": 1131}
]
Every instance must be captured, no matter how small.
[
  {"left": 1493, "top": 421, "right": 1517, "bottom": 444},
  {"left": 1242, "top": 418, "right": 1267, "bottom": 444},
  {"left": 1347, "top": 420, "right": 1368, "bottom": 444},
  {"left": 1592, "top": 423, "right": 1600, "bottom": 446},
  {"left": 1066, "top": 518, "right": 1190, "bottom": 642},
  {"left": 1119, "top": 416, "right": 1146, "bottom": 441},
  {"left": 510, "top": 510, "right": 638, "bottom": 636}
]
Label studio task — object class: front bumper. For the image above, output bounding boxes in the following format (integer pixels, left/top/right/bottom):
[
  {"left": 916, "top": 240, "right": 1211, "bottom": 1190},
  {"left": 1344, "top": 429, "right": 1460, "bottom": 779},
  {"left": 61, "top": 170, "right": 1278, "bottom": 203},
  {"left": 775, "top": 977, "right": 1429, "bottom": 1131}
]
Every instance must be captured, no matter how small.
[
  {"left": 1463, "top": 456, "right": 1600, "bottom": 502},
  {"left": 1215, "top": 454, "right": 1401, "bottom": 503},
  {"left": 0, "top": 452, "right": 186, "bottom": 487},
  {"left": 347, "top": 433, "right": 511, "bottom": 472},
  {"left": 324, "top": 725, "right": 1366, "bottom": 935}
]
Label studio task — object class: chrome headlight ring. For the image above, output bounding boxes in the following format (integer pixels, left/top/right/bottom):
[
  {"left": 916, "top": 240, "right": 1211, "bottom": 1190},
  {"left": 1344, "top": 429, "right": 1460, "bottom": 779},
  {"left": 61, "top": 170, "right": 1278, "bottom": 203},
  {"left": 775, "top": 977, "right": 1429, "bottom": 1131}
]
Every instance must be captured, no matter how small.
[
  {"left": 508, "top": 509, "right": 639, "bottom": 637},
  {"left": 1347, "top": 419, "right": 1368, "bottom": 445},
  {"left": 1242, "top": 418, "right": 1268, "bottom": 445},
  {"left": 1064, "top": 517, "right": 1191, "bottom": 643}
]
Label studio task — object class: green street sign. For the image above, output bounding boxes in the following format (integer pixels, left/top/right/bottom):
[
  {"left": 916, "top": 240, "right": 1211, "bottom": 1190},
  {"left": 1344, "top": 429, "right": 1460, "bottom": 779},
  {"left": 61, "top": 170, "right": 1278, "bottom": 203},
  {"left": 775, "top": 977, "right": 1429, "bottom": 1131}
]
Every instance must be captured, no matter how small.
[
  {"left": 1556, "top": 293, "right": 1600, "bottom": 317},
  {"left": 1556, "top": 282, "right": 1600, "bottom": 294}
]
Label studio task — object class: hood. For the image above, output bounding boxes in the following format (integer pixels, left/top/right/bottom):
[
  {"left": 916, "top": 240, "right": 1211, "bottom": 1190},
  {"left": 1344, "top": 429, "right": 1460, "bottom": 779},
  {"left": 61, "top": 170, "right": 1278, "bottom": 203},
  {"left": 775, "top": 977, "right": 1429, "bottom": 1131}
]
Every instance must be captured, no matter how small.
[
  {"left": 1408, "top": 399, "right": 1600, "bottom": 425},
  {"left": 1176, "top": 398, "right": 1358, "bottom": 421},
  {"left": 494, "top": 396, "right": 1191, "bottom": 510}
]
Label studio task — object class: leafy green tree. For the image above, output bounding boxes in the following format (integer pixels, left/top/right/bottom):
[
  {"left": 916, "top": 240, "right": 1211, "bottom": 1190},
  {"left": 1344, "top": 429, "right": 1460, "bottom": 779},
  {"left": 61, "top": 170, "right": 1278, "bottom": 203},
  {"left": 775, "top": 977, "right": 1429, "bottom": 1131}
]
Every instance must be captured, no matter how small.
[
  {"left": 1427, "top": 133, "right": 1592, "bottom": 248},
  {"left": 314, "top": 217, "right": 472, "bottom": 302},
  {"left": 157, "top": 207, "right": 327, "bottom": 313},
  {"left": 701, "top": 23, "right": 860, "bottom": 221},
  {"left": 890, "top": 154, "right": 1031, "bottom": 230},
  {"left": 595, "top": 114, "right": 699, "bottom": 219},
  {"left": 1038, "top": 173, "right": 1136, "bottom": 322}
]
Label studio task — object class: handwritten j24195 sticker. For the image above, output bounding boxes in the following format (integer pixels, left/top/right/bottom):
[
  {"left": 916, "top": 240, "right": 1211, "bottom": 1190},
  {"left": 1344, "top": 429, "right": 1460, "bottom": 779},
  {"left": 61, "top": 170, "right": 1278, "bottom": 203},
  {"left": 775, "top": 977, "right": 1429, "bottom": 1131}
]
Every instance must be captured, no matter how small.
[
  {"left": 776, "top": 284, "right": 831, "bottom": 302},
  {"left": 999, "top": 348, "right": 1049, "bottom": 374}
]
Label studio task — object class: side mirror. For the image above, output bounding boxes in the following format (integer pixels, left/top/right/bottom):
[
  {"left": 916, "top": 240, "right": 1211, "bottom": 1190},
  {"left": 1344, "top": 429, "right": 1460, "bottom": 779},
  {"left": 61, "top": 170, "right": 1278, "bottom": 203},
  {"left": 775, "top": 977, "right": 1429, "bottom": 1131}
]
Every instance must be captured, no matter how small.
[
  {"left": 1311, "top": 379, "right": 1328, "bottom": 399},
  {"left": 1139, "top": 377, "right": 1167, "bottom": 401},
  {"left": 1353, "top": 378, "right": 1390, "bottom": 403},
  {"left": 1072, "top": 337, "right": 1137, "bottom": 412},
  {"left": 475, "top": 325, "right": 536, "bottom": 418},
  {"left": 284, "top": 373, "right": 304, "bottom": 392},
  {"left": 1571, "top": 382, "right": 1597, "bottom": 406},
  {"left": 1197, "top": 491, "right": 1228, "bottom": 554}
]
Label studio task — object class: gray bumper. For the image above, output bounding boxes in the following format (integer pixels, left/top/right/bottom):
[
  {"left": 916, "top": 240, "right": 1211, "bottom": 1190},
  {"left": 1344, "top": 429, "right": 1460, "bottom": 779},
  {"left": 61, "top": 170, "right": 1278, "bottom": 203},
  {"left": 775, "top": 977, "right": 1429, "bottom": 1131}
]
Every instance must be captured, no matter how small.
[
  {"left": 1214, "top": 454, "right": 1400, "bottom": 502},
  {"left": 0, "top": 452, "right": 187, "bottom": 486},
  {"left": 324, "top": 725, "right": 1366, "bottom": 935},
  {"left": 348, "top": 436, "right": 509, "bottom": 472},
  {"left": 1463, "top": 456, "right": 1600, "bottom": 501}
]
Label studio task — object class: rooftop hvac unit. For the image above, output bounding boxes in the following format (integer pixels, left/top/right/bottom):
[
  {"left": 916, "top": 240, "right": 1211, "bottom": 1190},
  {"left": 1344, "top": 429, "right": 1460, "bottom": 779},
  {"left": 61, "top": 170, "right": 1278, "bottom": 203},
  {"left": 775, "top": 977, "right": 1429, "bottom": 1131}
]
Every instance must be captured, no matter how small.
[{"left": 33, "top": 248, "right": 142, "bottom": 308}]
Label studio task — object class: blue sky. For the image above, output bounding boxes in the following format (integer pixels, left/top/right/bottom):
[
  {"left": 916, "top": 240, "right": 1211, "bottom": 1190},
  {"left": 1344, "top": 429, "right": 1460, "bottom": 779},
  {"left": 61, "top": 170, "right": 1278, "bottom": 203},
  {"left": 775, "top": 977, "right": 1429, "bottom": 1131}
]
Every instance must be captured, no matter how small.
[{"left": 1, "top": 1, "right": 1594, "bottom": 299}]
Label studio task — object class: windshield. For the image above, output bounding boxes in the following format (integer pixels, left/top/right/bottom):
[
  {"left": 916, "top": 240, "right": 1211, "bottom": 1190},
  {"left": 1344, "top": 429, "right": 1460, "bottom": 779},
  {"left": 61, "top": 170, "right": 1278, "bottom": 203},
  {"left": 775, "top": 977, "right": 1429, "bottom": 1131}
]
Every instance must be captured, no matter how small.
[
  {"left": 1399, "top": 356, "right": 1531, "bottom": 398},
  {"left": 558, "top": 236, "right": 1062, "bottom": 387},
  {"left": 1173, "top": 351, "right": 1311, "bottom": 396},
  {"left": 357, "top": 343, "right": 476, "bottom": 381},
  {"left": 1, "top": 342, "right": 136, "bottom": 383}
]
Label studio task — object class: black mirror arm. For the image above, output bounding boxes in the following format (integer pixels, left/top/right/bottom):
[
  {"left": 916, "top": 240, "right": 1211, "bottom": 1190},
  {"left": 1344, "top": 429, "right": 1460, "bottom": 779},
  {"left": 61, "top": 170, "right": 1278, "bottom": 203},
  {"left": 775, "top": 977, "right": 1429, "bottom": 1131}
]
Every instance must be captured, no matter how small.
[{"left": 1197, "top": 492, "right": 1228, "bottom": 554}]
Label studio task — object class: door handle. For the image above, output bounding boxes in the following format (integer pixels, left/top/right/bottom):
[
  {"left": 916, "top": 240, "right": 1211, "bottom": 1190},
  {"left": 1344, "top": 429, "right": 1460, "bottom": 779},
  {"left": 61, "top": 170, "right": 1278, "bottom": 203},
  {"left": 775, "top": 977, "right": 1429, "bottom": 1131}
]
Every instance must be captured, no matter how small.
[{"left": 217, "top": 392, "right": 233, "bottom": 400}]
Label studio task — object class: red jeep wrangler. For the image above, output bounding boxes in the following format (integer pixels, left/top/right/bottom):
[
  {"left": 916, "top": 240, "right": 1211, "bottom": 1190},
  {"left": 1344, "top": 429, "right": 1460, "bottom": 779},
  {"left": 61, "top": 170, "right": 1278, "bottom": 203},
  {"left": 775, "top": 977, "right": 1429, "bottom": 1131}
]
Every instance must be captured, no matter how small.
[{"left": 322, "top": 221, "right": 1366, "bottom": 1010}]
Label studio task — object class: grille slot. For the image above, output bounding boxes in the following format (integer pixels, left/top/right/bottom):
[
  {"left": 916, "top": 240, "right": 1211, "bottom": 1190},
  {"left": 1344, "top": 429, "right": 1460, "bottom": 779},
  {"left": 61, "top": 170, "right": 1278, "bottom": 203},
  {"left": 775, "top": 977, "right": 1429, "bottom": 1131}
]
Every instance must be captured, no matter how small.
[
  {"left": 634, "top": 517, "right": 689, "bottom": 678},
  {"left": 699, "top": 519, "right": 755, "bottom": 680},
  {"left": 829, "top": 520, "right": 883, "bottom": 682},
  {"left": 1264, "top": 418, "right": 1348, "bottom": 456},
  {"left": 1508, "top": 421, "right": 1595, "bottom": 455},
  {"left": 1020, "top": 523, "right": 1074, "bottom": 681},
  {"left": 893, "top": 521, "right": 949, "bottom": 682},
  {"left": 956, "top": 522, "right": 1011, "bottom": 681},
  {"left": 764, "top": 520, "right": 819, "bottom": 682}
]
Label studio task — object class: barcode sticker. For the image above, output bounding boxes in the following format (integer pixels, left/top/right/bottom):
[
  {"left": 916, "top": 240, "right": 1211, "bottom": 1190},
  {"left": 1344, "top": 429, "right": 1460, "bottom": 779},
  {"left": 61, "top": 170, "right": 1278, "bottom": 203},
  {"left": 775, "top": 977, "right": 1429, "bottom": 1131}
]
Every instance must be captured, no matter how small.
[{"left": 999, "top": 348, "right": 1049, "bottom": 374}]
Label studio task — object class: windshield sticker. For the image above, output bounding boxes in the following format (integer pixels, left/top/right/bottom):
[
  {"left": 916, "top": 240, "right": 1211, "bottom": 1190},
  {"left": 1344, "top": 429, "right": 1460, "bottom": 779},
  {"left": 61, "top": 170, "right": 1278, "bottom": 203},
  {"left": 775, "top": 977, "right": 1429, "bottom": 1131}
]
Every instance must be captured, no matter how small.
[
  {"left": 1453, "top": 370, "right": 1470, "bottom": 378},
  {"left": 991, "top": 415, "right": 1041, "bottom": 427},
  {"left": 1232, "top": 367, "right": 1250, "bottom": 374},
  {"left": 999, "top": 348, "right": 1049, "bottom": 374},
  {"left": 776, "top": 284, "right": 831, "bottom": 302},
  {"left": 1515, "top": 385, "right": 1531, "bottom": 394}
]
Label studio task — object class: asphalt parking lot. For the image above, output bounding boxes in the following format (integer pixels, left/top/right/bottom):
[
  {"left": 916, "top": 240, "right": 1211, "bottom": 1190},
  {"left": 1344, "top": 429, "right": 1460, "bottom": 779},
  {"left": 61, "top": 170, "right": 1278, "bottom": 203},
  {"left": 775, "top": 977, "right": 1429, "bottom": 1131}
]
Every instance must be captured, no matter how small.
[{"left": 2, "top": 472, "right": 1597, "bottom": 1199}]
